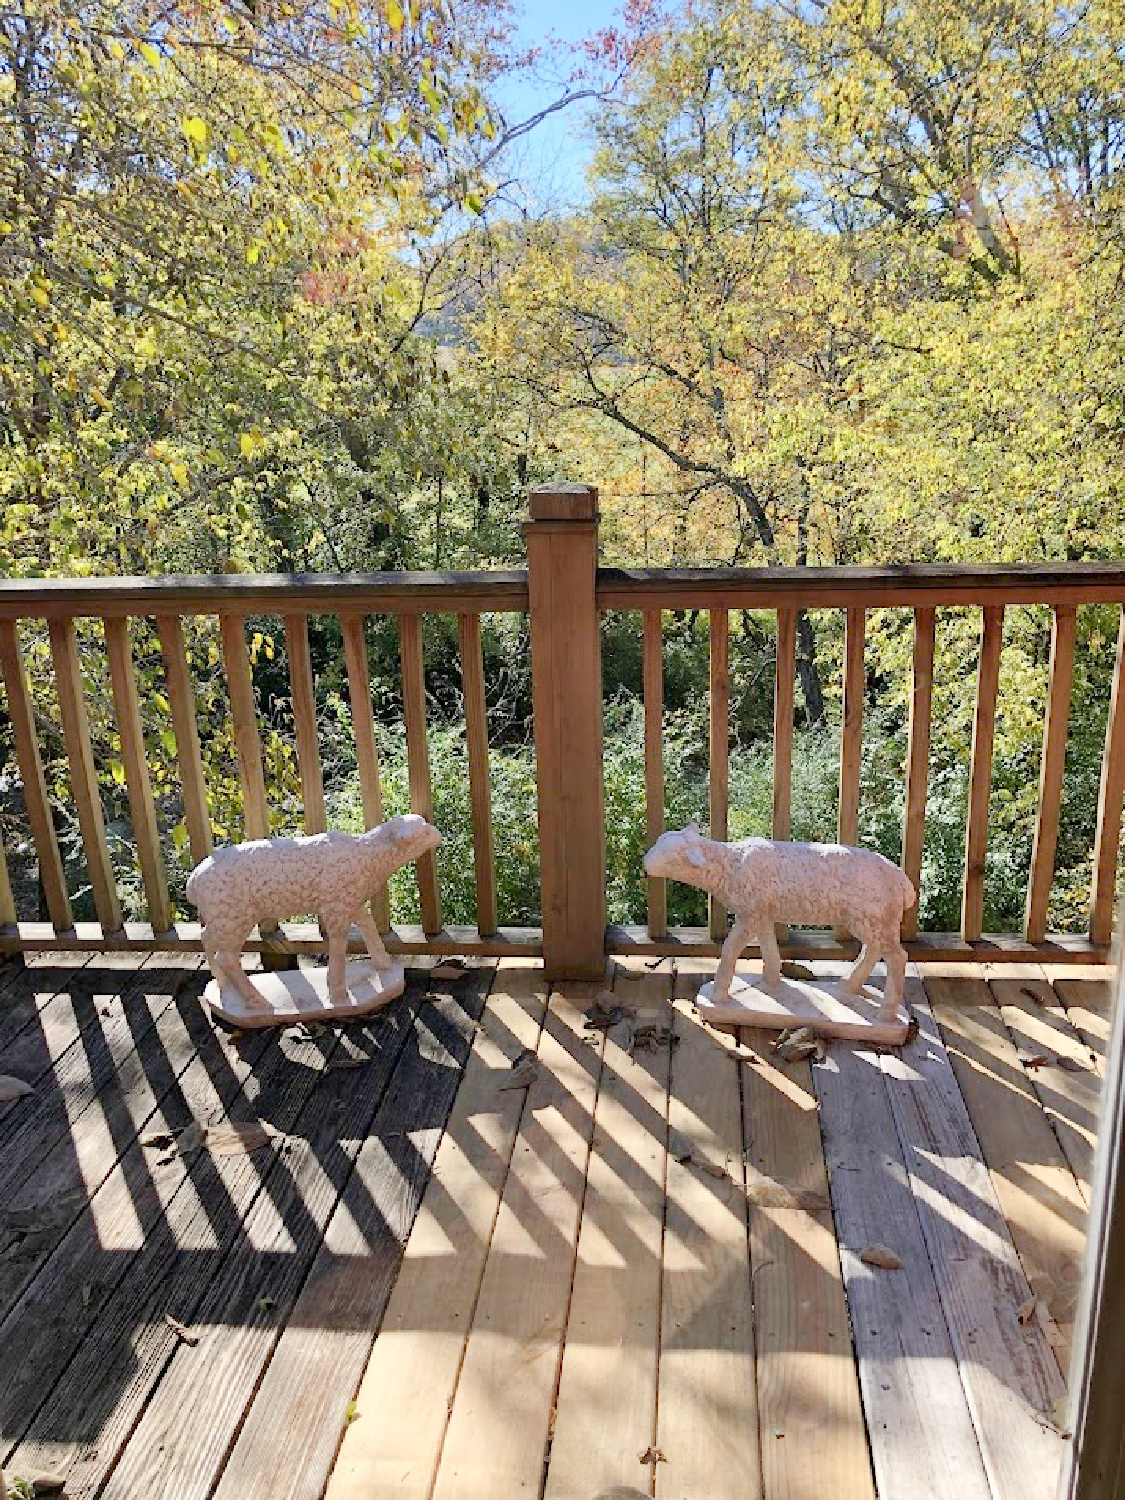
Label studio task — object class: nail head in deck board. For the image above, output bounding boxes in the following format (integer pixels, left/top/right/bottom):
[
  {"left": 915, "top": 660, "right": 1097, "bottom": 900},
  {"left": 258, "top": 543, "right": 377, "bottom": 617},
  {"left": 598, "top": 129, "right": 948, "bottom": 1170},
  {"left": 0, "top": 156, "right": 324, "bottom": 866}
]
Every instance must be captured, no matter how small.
[
  {"left": 962, "top": 605, "right": 1005, "bottom": 943},
  {"left": 0, "top": 1002, "right": 330, "bottom": 1484},
  {"left": 398, "top": 613, "right": 442, "bottom": 935},
  {"left": 283, "top": 613, "right": 327, "bottom": 835},
  {"left": 47, "top": 618, "right": 123, "bottom": 934},
  {"left": 1026, "top": 607, "right": 1077, "bottom": 942},
  {"left": 656, "top": 995, "right": 761, "bottom": 1500},
  {"left": 544, "top": 966, "right": 672, "bottom": 1500},
  {"left": 340, "top": 613, "right": 390, "bottom": 933},
  {"left": 104, "top": 617, "right": 174, "bottom": 934},
  {"left": 925, "top": 973, "right": 1088, "bottom": 1372},
  {"left": 902, "top": 607, "right": 935, "bottom": 942},
  {"left": 731, "top": 1003, "right": 875, "bottom": 1500},
  {"left": 1089, "top": 609, "right": 1125, "bottom": 947},
  {"left": 430, "top": 982, "right": 606, "bottom": 1500},
  {"left": 458, "top": 613, "right": 498, "bottom": 938},
  {"left": 213, "top": 973, "right": 493, "bottom": 1500},
  {"left": 644, "top": 608, "right": 667, "bottom": 938},
  {"left": 27, "top": 991, "right": 425, "bottom": 1500},
  {"left": 155, "top": 614, "right": 213, "bottom": 863},
  {"left": 814, "top": 1032, "right": 994, "bottom": 1500},
  {"left": 326, "top": 962, "right": 548, "bottom": 1500},
  {"left": 0, "top": 620, "right": 73, "bottom": 932},
  {"left": 879, "top": 982, "right": 1067, "bottom": 1497}
]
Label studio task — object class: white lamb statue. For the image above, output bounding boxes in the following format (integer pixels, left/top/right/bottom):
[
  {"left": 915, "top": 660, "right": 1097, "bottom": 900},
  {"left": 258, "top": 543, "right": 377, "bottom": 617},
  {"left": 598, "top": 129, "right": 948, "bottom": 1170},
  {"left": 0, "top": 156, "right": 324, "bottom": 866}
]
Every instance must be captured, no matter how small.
[
  {"left": 187, "top": 814, "right": 440, "bottom": 1022},
  {"left": 644, "top": 823, "right": 916, "bottom": 1022}
]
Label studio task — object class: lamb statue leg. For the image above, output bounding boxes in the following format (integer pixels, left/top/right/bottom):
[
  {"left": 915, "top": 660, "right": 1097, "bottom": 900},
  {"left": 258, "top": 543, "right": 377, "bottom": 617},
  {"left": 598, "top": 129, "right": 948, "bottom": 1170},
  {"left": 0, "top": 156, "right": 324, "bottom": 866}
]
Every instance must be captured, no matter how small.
[
  {"left": 713, "top": 915, "right": 753, "bottom": 1003},
  {"left": 354, "top": 907, "right": 394, "bottom": 971}
]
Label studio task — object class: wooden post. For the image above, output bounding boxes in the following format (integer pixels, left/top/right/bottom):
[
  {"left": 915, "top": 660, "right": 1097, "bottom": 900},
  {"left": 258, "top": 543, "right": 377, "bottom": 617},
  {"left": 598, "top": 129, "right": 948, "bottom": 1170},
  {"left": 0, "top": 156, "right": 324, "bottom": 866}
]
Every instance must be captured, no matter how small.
[
  {"left": 709, "top": 608, "right": 730, "bottom": 941},
  {"left": 1090, "top": 610, "right": 1125, "bottom": 948},
  {"left": 901, "top": 607, "right": 935, "bottom": 941},
  {"left": 643, "top": 609, "right": 666, "bottom": 938},
  {"left": 525, "top": 483, "right": 605, "bottom": 980},
  {"left": 962, "top": 605, "right": 1005, "bottom": 942},
  {"left": 772, "top": 607, "right": 797, "bottom": 842},
  {"left": 1026, "top": 605, "right": 1076, "bottom": 942}
]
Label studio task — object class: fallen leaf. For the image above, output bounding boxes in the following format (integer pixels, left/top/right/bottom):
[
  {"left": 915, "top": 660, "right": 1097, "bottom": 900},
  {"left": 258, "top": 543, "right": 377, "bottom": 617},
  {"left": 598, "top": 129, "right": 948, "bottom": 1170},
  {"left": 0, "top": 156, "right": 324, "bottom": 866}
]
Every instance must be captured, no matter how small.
[
  {"left": 432, "top": 964, "right": 467, "bottom": 980},
  {"left": 860, "top": 1244, "right": 903, "bottom": 1270},
  {"left": 498, "top": 1055, "right": 540, "bottom": 1091},
  {"left": 584, "top": 1002, "right": 636, "bottom": 1032},
  {"left": 1050, "top": 1395, "right": 1071, "bottom": 1435},
  {"left": 780, "top": 961, "right": 816, "bottom": 980},
  {"left": 606, "top": 1019, "right": 636, "bottom": 1052},
  {"left": 256, "top": 1295, "right": 278, "bottom": 1314},
  {"left": 0, "top": 1076, "right": 33, "bottom": 1102},
  {"left": 696, "top": 1159, "right": 728, "bottom": 1179},
  {"left": 164, "top": 1313, "right": 200, "bottom": 1346},
  {"left": 637, "top": 1446, "right": 667, "bottom": 1466},
  {"left": 343, "top": 1400, "right": 361, "bottom": 1427},
  {"left": 745, "top": 1171, "right": 830, "bottom": 1213},
  {"left": 1055, "top": 1055, "right": 1094, "bottom": 1073},
  {"left": 1018, "top": 1050, "right": 1050, "bottom": 1069},
  {"left": 140, "top": 1130, "right": 177, "bottom": 1150},
  {"left": 10, "top": 1473, "right": 67, "bottom": 1496},
  {"left": 204, "top": 1122, "right": 279, "bottom": 1156},
  {"left": 1017, "top": 1295, "right": 1039, "bottom": 1325},
  {"left": 667, "top": 1127, "right": 694, "bottom": 1163}
]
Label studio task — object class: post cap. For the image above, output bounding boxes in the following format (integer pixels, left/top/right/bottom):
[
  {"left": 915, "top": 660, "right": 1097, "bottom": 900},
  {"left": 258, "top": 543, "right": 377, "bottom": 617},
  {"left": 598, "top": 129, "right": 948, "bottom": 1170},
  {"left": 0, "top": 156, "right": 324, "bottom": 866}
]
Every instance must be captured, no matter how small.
[{"left": 527, "top": 482, "right": 598, "bottom": 523}]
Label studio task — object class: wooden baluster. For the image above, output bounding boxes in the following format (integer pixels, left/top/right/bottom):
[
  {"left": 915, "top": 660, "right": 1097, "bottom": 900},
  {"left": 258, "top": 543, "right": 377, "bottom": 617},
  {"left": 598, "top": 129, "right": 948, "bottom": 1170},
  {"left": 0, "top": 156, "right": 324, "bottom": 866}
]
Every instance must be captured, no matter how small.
[
  {"left": 104, "top": 617, "right": 173, "bottom": 934},
  {"left": 1090, "top": 609, "right": 1125, "bottom": 947},
  {"left": 772, "top": 606, "right": 796, "bottom": 841},
  {"left": 458, "top": 612, "right": 498, "bottom": 937},
  {"left": 962, "top": 605, "right": 1005, "bottom": 942},
  {"left": 340, "top": 614, "right": 390, "bottom": 933},
  {"left": 398, "top": 613, "right": 442, "bottom": 935},
  {"left": 154, "top": 614, "right": 212, "bottom": 864},
  {"left": 0, "top": 836, "right": 15, "bottom": 927},
  {"left": 901, "top": 607, "right": 935, "bottom": 941},
  {"left": 218, "top": 613, "right": 270, "bottom": 843},
  {"left": 48, "top": 619, "right": 122, "bottom": 934},
  {"left": 1026, "top": 605, "right": 1076, "bottom": 942},
  {"left": 643, "top": 608, "right": 667, "bottom": 939},
  {"left": 709, "top": 608, "right": 729, "bottom": 941},
  {"left": 838, "top": 607, "right": 865, "bottom": 848},
  {"left": 284, "top": 613, "right": 326, "bottom": 835},
  {"left": 0, "top": 621, "right": 72, "bottom": 932}
]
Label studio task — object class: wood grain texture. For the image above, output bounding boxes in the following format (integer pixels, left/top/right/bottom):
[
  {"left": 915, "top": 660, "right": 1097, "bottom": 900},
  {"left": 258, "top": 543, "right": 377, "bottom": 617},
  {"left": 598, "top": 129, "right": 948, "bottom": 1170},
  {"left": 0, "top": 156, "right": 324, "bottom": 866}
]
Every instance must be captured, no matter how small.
[
  {"left": 1090, "top": 608, "right": 1125, "bottom": 946},
  {"left": 962, "top": 605, "right": 1005, "bottom": 942},
  {"left": 927, "top": 971, "right": 1088, "bottom": 1373},
  {"left": 48, "top": 618, "right": 122, "bottom": 933},
  {"left": 644, "top": 607, "right": 667, "bottom": 937},
  {"left": 155, "top": 613, "right": 213, "bottom": 863},
  {"left": 544, "top": 964, "right": 672, "bottom": 1500},
  {"left": 838, "top": 607, "right": 865, "bottom": 850},
  {"left": 1026, "top": 607, "right": 1077, "bottom": 942},
  {"left": 458, "top": 613, "right": 498, "bottom": 937},
  {"left": 882, "top": 976, "right": 1067, "bottom": 1498},
  {"left": 0, "top": 841, "right": 14, "bottom": 926},
  {"left": 430, "top": 979, "right": 606, "bottom": 1500},
  {"left": 815, "top": 1021, "right": 994, "bottom": 1500},
  {"left": 283, "top": 612, "right": 327, "bottom": 835},
  {"left": 709, "top": 607, "right": 730, "bottom": 941},
  {"left": 656, "top": 982, "right": 761, "bottom": 1500},
  {"left": 219, "top": 612, "right": 270, "bottom": 842},
  {"left": 1053, "top": 976, "right": 1112, "bottom": 1062},
  {"left": 773, "top": 606, "right": 797, "bottom": 841},
  {"left": 902, "top": 606, "right": 935, "bottom": 941},
  {"left": 398, "top": 612, "right": 442, "bottom": 935},
  {"left": 104, "top": 617, "right": 173, "bottom": 934},
  {"left": 0, "top": 620, "right": 71, "bottom": 931},
  {"left": 340, "top": 613, "right": 390, "bottom": 932},
  {"left": 326, "top": 962, "right": 548, "bottom": 1500},
  {"left": 212, "top": 971, "right": 494, "bottom": 1500}
]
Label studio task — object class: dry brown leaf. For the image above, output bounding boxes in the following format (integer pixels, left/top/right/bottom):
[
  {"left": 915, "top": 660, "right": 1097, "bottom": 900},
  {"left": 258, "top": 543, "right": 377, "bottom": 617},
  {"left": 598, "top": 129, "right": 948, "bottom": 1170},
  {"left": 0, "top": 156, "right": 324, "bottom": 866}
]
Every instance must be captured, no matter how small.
[
  {"left": 696, "top": 1159, "right": 728, "bottom": 1179},
  {"left": 204, "top": 1122, "right": 279, "bottom": 1156},
  {"left": 745, "top": 1171, "right": 830, "bottom": 1213},
  {"left": 637, "top": 1446, "right": 667, "bottom": 1466},
  {"left": 860, "top": 1244, "right": 904, "bottom": 1270},
  {"left": 780, "top": 961, "right": 816, "bottom": 981},
  {"left": 0, "top": 1075, "right": 33, "bottom": 1102},
  {"left": 1018, "top": 1051, "right": 1050, "bottom": 1070},
  {"left": 431, "top": 963, "right": 467, "bottom": 981},
  {"left": 1055, "top": 1055, "right": 1094, "bottom": 1073},
  {"left": 498, "top": 1057, "right": 540, "bottom": 1091},
  {"left": 1017, "top": 1295, "right": 1039, "bottom": 1325},
  {"left": 164, "top": 1313, "right": 200, "bottom": 1346}
]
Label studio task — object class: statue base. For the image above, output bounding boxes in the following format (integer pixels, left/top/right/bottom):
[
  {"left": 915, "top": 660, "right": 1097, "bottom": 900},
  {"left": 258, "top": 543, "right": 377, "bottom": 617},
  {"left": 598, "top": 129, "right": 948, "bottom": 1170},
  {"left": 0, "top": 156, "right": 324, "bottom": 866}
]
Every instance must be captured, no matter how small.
[
  {"left": 695, "top": 972, "right": 909, "bottom": 1045},
  {"left": 206, "top": 959, "right": 406, "bottom": 1030}
]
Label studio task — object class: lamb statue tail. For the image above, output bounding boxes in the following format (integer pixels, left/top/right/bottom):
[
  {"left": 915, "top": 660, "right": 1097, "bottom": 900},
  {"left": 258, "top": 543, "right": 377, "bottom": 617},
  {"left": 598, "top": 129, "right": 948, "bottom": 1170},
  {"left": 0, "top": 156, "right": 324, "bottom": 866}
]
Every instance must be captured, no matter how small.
[{"left": 900, "top": 867, "right": 918, "bottom": 911}]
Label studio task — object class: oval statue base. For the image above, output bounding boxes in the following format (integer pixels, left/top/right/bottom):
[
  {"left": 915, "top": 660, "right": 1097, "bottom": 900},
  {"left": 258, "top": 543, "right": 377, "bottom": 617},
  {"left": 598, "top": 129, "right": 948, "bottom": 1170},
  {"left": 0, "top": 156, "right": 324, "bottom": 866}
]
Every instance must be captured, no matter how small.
[
  {"left": 206, "top": 959, "right": 406, "bottom": 1030},
  {"left": 696, "top": 972, "right": 909, "bottom": 1045}
]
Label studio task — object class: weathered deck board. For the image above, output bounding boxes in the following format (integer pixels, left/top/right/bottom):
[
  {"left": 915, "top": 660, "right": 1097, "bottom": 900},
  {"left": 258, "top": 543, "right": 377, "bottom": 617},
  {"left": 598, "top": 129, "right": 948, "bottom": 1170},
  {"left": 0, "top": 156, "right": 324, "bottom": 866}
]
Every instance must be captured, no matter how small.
[
  {"left": 656, "top": 973, "right": 761, "bottom": 1500},
  {"left": 429, "top": 978, "right": 606, "bottom": 1500},
  {"left": 325, "top": 961, "right": 548, "bottom": 1500},
  {"left": 211, "top": 967, "right": 495, "bottom": 1500},
  {"left": 815, "top": 1015, "right": 994, "bottom": 1499},
  {"left": 926, "top": 971, "right": 1088, "bottom": 1368},
  {"left": 881, "top": 977, "right": 1067, "bottom": 1497},
  {"left": 544, "top": 962, "right": 672, "bottom": 1500}
]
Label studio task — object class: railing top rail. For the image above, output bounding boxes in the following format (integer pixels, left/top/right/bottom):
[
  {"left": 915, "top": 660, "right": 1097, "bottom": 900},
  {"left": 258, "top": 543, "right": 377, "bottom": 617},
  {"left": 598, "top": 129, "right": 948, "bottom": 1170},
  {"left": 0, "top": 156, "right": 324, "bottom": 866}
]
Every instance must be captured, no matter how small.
[
  {"left": 0, "top": 569, "right": 531, "bottom": 619},
  {"left": 598, "top": 561, "right": 1125, "bottom": 610}
]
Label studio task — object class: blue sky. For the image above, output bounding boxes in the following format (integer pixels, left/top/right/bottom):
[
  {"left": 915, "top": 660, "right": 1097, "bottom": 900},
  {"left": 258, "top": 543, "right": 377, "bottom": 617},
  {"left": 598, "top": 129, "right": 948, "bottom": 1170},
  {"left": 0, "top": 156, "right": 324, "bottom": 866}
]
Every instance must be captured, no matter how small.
[{"left": 490, "top": 0, "right": 626, "bottom": 210}]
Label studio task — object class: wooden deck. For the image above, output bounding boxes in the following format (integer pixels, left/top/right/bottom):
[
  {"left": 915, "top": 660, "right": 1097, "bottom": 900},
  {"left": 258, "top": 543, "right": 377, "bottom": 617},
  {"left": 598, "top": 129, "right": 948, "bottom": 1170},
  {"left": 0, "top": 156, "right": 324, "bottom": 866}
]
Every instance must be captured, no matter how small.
[{"left": 0, "top": 952, "right": 1110, "bottom": 1500}]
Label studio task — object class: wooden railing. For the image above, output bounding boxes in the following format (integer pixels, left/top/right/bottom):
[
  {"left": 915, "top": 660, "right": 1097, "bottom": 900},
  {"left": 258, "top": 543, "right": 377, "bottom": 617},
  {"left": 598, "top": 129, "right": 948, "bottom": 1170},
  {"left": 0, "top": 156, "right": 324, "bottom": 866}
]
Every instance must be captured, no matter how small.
[{"left": 1, "top": 483, "right": 1124, "bottom": 977}]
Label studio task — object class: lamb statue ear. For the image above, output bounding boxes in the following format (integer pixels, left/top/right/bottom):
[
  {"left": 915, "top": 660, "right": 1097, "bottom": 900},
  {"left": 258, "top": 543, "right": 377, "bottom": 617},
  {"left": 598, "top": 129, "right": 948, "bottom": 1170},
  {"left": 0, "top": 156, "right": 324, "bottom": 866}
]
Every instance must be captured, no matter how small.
[
  {"left": 685, "top": 842, "right": 706, "bottom": 868},
  {"left": 685, "top": 821, "right": 700, "bottom": 838}
]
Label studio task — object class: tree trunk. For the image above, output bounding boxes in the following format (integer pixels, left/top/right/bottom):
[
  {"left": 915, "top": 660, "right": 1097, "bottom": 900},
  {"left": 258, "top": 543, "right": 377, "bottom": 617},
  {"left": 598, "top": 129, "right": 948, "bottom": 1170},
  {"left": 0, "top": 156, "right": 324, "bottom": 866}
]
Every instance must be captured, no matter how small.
[{"left": 796, "top": 609, "right": 824, "bottom": 724}]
